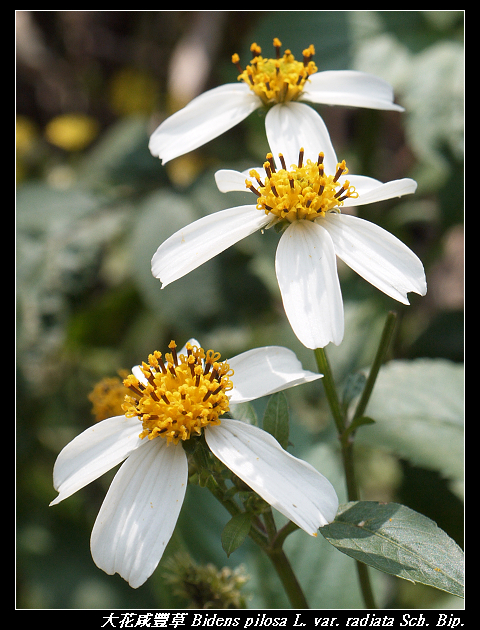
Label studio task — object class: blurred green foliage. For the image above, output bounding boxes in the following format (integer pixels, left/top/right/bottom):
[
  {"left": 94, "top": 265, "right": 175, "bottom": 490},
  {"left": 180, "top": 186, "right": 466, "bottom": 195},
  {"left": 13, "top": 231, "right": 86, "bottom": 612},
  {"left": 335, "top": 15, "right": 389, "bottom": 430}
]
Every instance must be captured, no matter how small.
[{"left": 16, "top": 11, "right": 463, "bottom": 609}]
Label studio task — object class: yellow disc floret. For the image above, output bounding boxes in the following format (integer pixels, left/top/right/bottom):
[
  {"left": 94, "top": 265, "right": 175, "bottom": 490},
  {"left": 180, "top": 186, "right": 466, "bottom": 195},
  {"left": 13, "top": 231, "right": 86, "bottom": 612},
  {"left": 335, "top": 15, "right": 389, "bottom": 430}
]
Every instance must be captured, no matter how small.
[
  {"left": 232, "top": 38, "right": 317, "bottom": 106},
  {"left": 88, "top": 371, "right": 130, "bottom": 421},
  {"left": 245, "top": 150, "right": 359, "bottom": 223},
  {"left": 122, "top": 341, "right": 234, "bottom": 445}
]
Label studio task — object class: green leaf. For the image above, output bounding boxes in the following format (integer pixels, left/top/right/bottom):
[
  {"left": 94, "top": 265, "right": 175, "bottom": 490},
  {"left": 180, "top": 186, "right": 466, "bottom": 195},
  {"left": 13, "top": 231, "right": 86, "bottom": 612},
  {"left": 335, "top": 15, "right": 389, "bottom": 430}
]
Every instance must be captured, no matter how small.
[
  {"left": 343, "top": 416, "right": 376, "bottom": 441},
  {"left": 221, "top": 513, "right": 252, "bottom": 557},
  {"left": 341, "top": 372, "right": 367, "bottom": 413},
  {"left": 229, "top": 401, "right": 258, "bottom": 426},
  {"left": 130, "top": 191, "right": 221, "bottom": 326},
  {"left": 262, "top": 391, "right": 289, "bottom": 449},
  {"left": 354, "top": 359, "right": 464, "bottom": 488},
  {"left": 320, "top": 501, "right": 464, "bottom": 598}
]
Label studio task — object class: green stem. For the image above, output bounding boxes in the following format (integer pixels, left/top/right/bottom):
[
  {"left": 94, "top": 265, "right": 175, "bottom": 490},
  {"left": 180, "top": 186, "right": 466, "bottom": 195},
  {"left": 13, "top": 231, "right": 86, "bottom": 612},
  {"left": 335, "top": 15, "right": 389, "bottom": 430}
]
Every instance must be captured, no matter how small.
[
  {"left": 314, "top": 347, "right": 345, "bottom": 435},
  {"left": 341, "top": 440, "right": 359, "bottom": 502},
  {"left": 204, "top": 467, "right": 308, "bottom": 607},
  {"left": 274, "top": 520, "right": 299, "bottom": 549},
  {"left": 261, "top": 507, "right": 309, "bottom": 608},
  {"left": 356, "top": 562, "right": 377, "bottom": 609},
  {"left": 352, "top": 311, "right": 397, "bottom": 422},
  {"left": 315, "top": 345, "right": 375, "bottom": 607},
  {"left": 315, "top": 323, "right": 396, "bottom": 611},
  {"left": 265, "top": 546, "right": 309, "bottom": 609}
]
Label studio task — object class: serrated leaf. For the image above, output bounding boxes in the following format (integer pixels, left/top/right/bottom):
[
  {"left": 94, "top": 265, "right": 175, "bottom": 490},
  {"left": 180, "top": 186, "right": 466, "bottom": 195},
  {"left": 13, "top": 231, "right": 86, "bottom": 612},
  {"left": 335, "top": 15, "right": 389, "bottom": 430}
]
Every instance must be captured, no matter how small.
[
  {"left": 320, "top": 501, "right": 464, "bottom": 598},
  {"left": 221, "top": 513, "right": 252, "bottom": 557},
  {"left": 262, "top": 391, "right": 289, "bottom": 449}
]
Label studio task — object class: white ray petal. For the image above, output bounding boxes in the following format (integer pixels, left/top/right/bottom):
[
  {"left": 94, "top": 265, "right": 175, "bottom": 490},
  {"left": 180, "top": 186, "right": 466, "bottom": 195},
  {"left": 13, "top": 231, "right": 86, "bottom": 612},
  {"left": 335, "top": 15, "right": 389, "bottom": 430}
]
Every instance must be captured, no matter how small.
[
  {"left": 148, "top": 83, "right": 259, "bottom": 164},
  {"left": 227, "top": 346, "right": 322, "bottom": 404},
  {"left": 206, "top": 419, "right": 338, "bottom": 533},
  {"left": 322, "top": 213, "right": 427, "bottom": 303},
  {"left": 275, "top": 221, "right": 344, "bottom": 349},
  {"left": 215, "top": 165, "right": 270, "bottom": 193},
  {"left": 90, "top": 439, "right": 188, "bottom": 588},
  {"left": 50, "top": 416, "right": 142, "bottom": 506},
  {"left": 214, "top": 169, "right": 251, "bottom": 193},
  {"left": 303, "top": 70, "right": 404, "bottom": 111},
  {"left": 341, "top": 177, "right": 417, "bottom": 207},
  {"left": 151, "top": 205, "right": 269, "bottom": 287},
  {"left": 265, "top": 103, "right": 338, "bottom": 174}
]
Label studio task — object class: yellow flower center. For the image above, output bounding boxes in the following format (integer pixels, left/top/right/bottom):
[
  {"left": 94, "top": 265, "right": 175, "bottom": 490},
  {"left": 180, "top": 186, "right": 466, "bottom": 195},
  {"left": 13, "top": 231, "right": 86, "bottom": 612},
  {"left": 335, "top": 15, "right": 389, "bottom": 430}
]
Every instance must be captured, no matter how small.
[
  {"left": 232, "top": 38, "right": 317, "bottom": 106},
  {"left": 122, "top": 341, "right": 234, "bottom": 445},
  {"left": 88, "top": 371, "right": 130, "bottom": 421},
  {"left": 245, "top": 150, "right": 359, "bottom": 223}
]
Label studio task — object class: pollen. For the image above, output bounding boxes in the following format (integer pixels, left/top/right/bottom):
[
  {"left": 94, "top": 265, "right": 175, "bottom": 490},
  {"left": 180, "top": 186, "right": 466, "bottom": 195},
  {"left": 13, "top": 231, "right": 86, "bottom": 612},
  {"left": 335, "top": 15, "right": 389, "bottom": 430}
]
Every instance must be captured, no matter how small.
[
  {"left": 232, "top": 38, "right": 318, "bottom": 106},
  {"left": 121, "top": 342, "right": 234, "bottom": 445},
  {"left": 245, "top": 150, "right": 359, "bottom": 223}
]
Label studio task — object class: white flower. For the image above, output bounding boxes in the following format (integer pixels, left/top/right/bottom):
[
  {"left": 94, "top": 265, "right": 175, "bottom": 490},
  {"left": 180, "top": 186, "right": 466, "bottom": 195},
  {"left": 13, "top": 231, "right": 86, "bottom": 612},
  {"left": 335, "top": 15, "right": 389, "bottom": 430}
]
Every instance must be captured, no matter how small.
[
  {"left": 50, "top": 340, "right": 338, "bottom": 588},
  {"left": 151, "top": 117, "right": 427, "bottom": 350},
  {"left": 149, "top": 38, "right": 404, "bottom": 164}
]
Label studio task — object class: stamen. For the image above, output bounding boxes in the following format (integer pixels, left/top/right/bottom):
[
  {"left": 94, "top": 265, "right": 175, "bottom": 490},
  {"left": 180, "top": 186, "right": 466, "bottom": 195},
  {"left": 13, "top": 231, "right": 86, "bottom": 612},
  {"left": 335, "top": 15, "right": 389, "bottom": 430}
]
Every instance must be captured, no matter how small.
[
  {"left": 247, "top": 150, "right": 358, "bottom": 223},
  {"left": 149, "top": 389, "right": 160, "bottom": 402},
  {"left": 334, "top": 183, "right": 348, "bottom": 199},
  {"left": 195, "top": 365, "right": 203, "bottom": 388},
  {"left": 273, "top": 37, "right": 282, "bottom": 59},
  {"left": 231, "top": 53, "right": 243, "bottom": 74},
  {"left": 142, "top": 365, "right": 156, "bottom": 387},
  {"left": 234, "top": 39, "right": 318, "bottom": 105},
  {"left": 209, "top": 365, "right": 219, "bottom": 382},
  {"left": 246, "top": 180, "right": 261, "bottom": 197},
  {"left": 150, "top": 352, "right": 167, "bottom": 375},
  {"left": 266, "top": 153, "right": 276, "bottom": 173},
  {"left": 122, "top": 342, "right": 234, "bottom": 445},
  {"left": 250, "top": 42, "right": 262, "bottom": 56},
  {"left": 125, "top": 382, "right": 144, "bottom": 399},
  {"left": 302, "top": 45, "right": 315, "bottom": 65},
  {"left": 298, "top": 148, "right": 304, "bottom": 168},
  {"left": 305, "top": 197, "right": 313, "bottom": 208},
  {"left": 333, "top": 160, "right": 347, "bottom": 183},
  {"left": 169, "top": 341, "right": 178, "bottom": 366}
]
